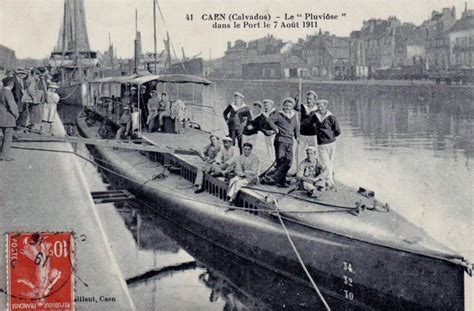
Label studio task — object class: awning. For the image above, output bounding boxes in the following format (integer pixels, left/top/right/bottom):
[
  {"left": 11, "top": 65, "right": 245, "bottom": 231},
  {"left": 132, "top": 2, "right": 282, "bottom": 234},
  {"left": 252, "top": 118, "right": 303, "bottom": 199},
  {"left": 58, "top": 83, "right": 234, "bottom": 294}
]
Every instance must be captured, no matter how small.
[
  {"left": 92, "top": 74, "right": 140, "bottom": 83},
  {"left": 128, "top": 74, "right": 213, "bottom": 86}
]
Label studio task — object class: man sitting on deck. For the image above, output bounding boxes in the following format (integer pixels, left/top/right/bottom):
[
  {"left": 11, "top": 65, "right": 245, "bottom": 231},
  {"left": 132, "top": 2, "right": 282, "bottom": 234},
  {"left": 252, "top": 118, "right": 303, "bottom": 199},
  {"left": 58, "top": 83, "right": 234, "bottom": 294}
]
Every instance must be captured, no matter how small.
[
  {"left": 227, "top": 142, "right": 260, "bottom": 204},
  {"left": 116, "top": 106, "right": 132, "bottom": 141},
  {"left": 296, "top": 146, "right": 329, "bottom": 198},
  {"left": 194, "top": 135, "right": 222, "bottom": 193},
  {"left": 146, "top": 90, "right": 160, "bottom": 132},
  {"left": 209, "top": 136, "right": 239, "bottom": 177},
  {"left": 156, "top": 92, "right": 171, "bottom": 131}
]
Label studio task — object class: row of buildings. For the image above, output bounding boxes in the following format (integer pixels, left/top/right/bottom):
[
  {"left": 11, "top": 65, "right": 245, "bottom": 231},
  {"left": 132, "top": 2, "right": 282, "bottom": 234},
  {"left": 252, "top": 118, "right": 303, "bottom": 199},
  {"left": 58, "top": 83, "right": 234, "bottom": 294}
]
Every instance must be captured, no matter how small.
[{"left": 207, "top": 4, "right": 474, "bottom": 80}]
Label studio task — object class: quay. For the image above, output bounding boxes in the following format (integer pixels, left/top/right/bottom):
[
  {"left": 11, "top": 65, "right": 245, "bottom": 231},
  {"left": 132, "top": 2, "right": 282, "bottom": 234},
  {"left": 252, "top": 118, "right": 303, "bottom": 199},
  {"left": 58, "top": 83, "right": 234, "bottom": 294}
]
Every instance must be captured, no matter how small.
[{"left": 0, "top": 116, "right": 136, "bottom": 310}]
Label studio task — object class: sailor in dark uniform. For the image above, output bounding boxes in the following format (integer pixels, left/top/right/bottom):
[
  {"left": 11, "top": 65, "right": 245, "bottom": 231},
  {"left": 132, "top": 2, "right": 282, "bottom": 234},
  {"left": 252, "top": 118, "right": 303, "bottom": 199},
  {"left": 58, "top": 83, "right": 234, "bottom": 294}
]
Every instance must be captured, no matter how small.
[
  {"left": 262, "top": 97, "right": 300, "bottom": 187},
  {"left": 223, "top": 92, "right": 251, "bottom": 153}
]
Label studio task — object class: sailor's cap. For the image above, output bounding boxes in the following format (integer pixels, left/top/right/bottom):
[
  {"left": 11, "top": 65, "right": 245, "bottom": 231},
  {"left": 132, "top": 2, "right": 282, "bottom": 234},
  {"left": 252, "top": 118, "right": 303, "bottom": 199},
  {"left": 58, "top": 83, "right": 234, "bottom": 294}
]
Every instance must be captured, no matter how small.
[
  {"left": 316, "top": 99, "right": 329, "bottom": 105},
  {"left": 306, "top": 90, "right": 318, "bottom": 99},
  {"left": 233, "top": 92, "right": 244, "bottom": 99},
  {"left": 282, "top": 97, "right": 296, "bottom": 106},
  {"left": 262, "top": 99, "right": 274, "bottom": 105},
  {"left": 48, "top": 83, "right": 59, "bottom": 89},
  {"left": 253, "top": 101, "right": 263, "bottom": 108},
  {"left": 222, "top": 136, "right": 233, "bottom": 142},
  {"left": 123, "top": 105, "right": 131, "bottom": 110}
]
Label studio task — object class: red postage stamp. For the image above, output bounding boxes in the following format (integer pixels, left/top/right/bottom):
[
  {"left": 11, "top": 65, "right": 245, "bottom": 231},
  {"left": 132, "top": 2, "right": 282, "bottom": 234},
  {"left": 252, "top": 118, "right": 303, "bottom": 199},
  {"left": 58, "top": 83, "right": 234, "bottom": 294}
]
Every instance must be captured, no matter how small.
[{"left": 6, "top": 232, "right": 74, "bottom": 311}]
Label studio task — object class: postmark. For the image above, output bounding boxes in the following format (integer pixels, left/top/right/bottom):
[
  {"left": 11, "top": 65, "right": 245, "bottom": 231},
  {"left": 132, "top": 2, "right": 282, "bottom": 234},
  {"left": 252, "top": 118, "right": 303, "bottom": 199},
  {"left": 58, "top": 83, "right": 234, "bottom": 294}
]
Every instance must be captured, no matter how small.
[{"left": 6, "top": 232, "right": 74, "bottom": 311}]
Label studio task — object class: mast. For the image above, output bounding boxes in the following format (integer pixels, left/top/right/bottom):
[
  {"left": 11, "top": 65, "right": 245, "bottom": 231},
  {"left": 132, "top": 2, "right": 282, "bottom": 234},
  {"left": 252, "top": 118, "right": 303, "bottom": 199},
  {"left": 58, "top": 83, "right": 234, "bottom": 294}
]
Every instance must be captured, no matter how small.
[
  {"left": 153, "top": 0, "right": 157, "bottom": 74},
  {"left": 134, "top": 8, "right": 138, "bottom": 73},
  {"left": 74, "top": 0, "right": 79, "bottom": 63},
  {"left": 166, "top": 32, "right": 171, "bottom": 69}
]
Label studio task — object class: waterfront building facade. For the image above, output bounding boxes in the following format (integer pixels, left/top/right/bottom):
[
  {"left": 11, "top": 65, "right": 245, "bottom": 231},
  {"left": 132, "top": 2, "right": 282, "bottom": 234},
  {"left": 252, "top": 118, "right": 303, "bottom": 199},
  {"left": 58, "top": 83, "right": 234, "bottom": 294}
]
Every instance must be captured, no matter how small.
[{"left": 448, "top": 7, "right": 474, "bottom": 68}]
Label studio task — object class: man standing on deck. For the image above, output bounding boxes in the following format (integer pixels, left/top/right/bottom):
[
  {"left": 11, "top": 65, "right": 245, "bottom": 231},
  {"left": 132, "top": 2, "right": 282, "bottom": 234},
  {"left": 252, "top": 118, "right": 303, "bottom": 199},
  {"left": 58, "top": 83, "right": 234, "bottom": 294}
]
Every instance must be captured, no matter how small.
[
  {"left": 261, "top": 99, "right": 277, "bottom": 160},
  {"left": 298, "top": 90, "right": 319, "bottom": 147},
  {"left": 261, "top": 97, "right": 300, "bottom": 188},
  {"left": 223, "top": 92, "right": 251, "bottom": 153},
  {"left": 0, "top": 78, "right": 19, "bottom": 161},
  {"left": 311, "top": 99, "right": 341, "bottom": 188}
]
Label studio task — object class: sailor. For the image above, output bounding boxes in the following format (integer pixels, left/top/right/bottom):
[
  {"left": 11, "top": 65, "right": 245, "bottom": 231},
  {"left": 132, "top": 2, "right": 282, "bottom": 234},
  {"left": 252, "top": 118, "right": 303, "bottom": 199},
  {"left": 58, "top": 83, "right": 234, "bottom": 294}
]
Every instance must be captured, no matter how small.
[
  {"left": 116, "top": 105, "right": 132, "bottom": 141},
  {"left": 222, "top": 92, "right": 251, "bottom": 153},
  {"left": 156, "top": 92, "right": 171, "bottom": 131},
  {"left": 146, "top": 90, "right": 160, "bottom": 132},
  {"left": 261, "top": 97, "right": 300, "bottom": 188},
  {"left": 12, "top": 69, "right": 27, "bottom": 128},
  {"left": 194, "top": 134, "right": 222, "bottom": 193},
  {"left": 227, "top": 142, "right": 260, "bottom": 204},
  {"left": 298, "top": 90, "right": 319, "bottom": 147},
  {"left": 242, "top": 101, "right": 265, "bottom": 148},
  {"left": 296, "top": 146, "right": 329, "bottom": 198},
  {"left": 209, "top": 136, "right": 239, "bottom": 177},
  {"left": 260, "top": 99, "right": 277, "bottom": 160},
  {"left": 128, "top": 87, "right": 138, "bottom": 107},
  {"left": 311, "top": 99, "right": 341, "bottom": 188},
  {"left": 0, "top": 78, "right": 19, "bottom": 161},
  {"left": 41, "top": 83, "right": 60, "bottom": 135}
]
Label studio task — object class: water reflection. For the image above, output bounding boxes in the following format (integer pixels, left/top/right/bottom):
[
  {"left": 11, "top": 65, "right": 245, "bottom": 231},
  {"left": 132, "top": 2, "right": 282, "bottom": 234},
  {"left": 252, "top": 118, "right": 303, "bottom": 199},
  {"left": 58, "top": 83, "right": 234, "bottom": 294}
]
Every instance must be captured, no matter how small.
[{"left": 120, "top": 201, "right": 366, "bottom": 311}]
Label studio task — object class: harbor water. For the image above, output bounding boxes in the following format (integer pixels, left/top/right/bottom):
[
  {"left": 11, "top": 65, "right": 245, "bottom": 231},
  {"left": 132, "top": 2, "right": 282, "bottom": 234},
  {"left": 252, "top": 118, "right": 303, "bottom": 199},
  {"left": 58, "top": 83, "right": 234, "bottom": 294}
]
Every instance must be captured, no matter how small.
[{"left": 60, "top": 81, "right": 473, "bottom": 310}]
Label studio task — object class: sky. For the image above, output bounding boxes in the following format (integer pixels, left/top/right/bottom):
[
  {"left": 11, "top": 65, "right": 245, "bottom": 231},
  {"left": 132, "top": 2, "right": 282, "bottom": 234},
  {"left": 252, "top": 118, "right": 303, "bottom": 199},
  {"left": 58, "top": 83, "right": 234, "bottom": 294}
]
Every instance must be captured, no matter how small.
[{"left": 0, "top": 0, "right": 470, "bottom": 60}]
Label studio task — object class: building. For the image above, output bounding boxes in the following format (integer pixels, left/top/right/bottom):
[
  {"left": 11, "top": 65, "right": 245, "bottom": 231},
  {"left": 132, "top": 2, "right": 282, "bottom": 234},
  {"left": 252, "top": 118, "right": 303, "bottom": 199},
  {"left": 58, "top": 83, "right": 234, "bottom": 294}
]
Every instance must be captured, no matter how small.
[
  {"left": 222, "top": 40, "right": 247, "bottom": 78},
  {"left": 302, "top": 31, "right": 351, "bottom": 79},
  {"left": 0, "top": 45, "right": 16, "bottom": 70},
  {"left": 426, "top": 32, "right": 451, "bottom": 71},
  {"left": 423, "top": 7, "right": 457, "bottom": 71},
  {"left": 242, "top": 54, "right": 284, "bottom": 79},
  {"left": 241, "top": 51, "right": 306, "bottom": 80},
  {"left": 448, "top": 6, "right": 474, "bottom": 69},
  {"left": 350, "top": 19, "right": 392, "bottom": 78}
]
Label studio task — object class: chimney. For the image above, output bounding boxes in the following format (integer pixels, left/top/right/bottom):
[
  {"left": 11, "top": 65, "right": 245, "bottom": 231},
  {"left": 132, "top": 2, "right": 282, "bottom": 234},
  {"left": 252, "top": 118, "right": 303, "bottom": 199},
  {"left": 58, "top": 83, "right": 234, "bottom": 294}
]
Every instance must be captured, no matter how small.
[{"left": 465, "top": 2, "right": 468, "bottom": 12}]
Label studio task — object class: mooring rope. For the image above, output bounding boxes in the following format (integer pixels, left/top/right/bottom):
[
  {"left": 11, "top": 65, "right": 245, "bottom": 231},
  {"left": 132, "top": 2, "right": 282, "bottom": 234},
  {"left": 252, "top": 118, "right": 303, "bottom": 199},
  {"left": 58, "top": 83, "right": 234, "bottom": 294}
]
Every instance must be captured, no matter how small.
[{"left": 272, "top": 200, "right": 331, "bottom": 310}]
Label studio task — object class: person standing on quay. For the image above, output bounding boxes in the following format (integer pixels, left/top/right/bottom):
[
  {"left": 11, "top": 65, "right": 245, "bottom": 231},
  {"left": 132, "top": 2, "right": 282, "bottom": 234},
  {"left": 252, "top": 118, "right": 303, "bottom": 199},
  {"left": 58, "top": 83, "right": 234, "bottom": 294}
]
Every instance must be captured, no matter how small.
[
  {"left": 223, "top": 92, "right": 250, "bottom": 153},
  {"left": 12, "top": 69, "right": 26, "bottom": 128},
  {"left": 0, "top": 78, "right": 19, "bottom": 161},
  {"left": 23, "top": 69, "right": 43, "bottom": 132},
  {"left": 312, "top": 99, "right": 341, "bottom": 188},
  {"left": 41, "top": 83, "right": 60, "bottom": 135}
]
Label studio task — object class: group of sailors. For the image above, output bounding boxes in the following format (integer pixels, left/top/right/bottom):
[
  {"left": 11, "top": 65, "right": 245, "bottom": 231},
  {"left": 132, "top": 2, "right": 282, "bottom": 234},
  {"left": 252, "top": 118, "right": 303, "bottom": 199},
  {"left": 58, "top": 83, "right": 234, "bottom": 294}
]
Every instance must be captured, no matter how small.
[
  {"left": 195, "top": 90, "right": 341, "bottom": 203},
  {"left": 0, "top": 68, "right": 60, "bottom": 161},
  {"left": 115, "top": 87, "right": 186, "bottom": 140}
]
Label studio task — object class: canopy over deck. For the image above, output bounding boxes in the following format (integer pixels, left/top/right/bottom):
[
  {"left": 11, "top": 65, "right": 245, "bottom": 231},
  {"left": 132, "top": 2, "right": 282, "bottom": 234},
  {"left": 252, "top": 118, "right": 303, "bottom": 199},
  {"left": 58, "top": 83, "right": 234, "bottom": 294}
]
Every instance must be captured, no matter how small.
[{"left": 128, "top": 74, "right": 214, "bottom": 86}]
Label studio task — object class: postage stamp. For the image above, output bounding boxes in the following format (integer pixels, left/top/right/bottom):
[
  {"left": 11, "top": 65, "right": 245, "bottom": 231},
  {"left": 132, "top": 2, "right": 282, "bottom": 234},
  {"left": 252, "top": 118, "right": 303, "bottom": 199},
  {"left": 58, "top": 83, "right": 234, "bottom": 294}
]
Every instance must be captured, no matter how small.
[{"left": 6, "top": 232, "right": 74, "bottom": 311}]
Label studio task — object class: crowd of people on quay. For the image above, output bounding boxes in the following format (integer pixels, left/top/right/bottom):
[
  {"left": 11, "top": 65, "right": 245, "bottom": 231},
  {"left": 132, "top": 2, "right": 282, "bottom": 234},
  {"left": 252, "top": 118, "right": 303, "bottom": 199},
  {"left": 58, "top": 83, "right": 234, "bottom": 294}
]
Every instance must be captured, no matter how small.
[
  {"left": 0, "top": 67, "right": 60, "bottom": 161},
  {"left": 194, "top": 90, "right": 341, "bottom": 203}
]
